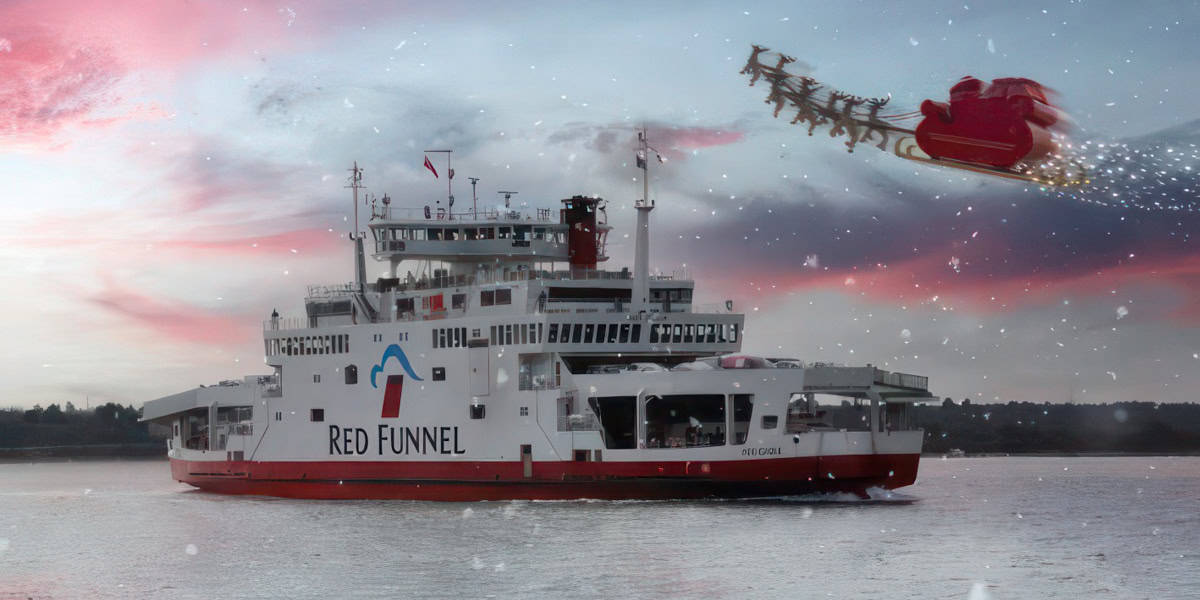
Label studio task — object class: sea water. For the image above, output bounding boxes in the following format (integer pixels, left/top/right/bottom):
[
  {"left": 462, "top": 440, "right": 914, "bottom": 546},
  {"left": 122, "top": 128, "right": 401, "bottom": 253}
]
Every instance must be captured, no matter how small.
[{"left": 0, "top": 456, "right": 1196, "bottom": 599}]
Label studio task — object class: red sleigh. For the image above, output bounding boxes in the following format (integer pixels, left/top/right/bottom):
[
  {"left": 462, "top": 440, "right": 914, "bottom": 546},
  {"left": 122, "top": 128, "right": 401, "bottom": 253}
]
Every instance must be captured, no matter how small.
[{"left": 915, "top": 76, "right": 1066, "bottom": 170}]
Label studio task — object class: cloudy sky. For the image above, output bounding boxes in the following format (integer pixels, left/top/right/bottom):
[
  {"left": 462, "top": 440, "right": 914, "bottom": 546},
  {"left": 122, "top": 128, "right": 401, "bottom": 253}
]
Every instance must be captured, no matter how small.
[{"left": 2, "top": 0, "right": 1198, "bottom": 409}]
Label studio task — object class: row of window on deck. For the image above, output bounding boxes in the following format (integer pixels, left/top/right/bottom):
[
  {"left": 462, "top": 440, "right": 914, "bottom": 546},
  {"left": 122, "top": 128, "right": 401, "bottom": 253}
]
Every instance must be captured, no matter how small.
[
  {"left": 396, "top": 288, "right": 512, "bottom": 316},
  {"left": 547, "top": 321, "right": 735, "bottom": 345},
  {"left": 433, "top": 321, "right": 738, "bottom": 349},
  {"left": 378, "top": 226, "right": 566, "bottom": 243},
  {"left": 269, "top": 333, "right": 350, "bottom": 357}
]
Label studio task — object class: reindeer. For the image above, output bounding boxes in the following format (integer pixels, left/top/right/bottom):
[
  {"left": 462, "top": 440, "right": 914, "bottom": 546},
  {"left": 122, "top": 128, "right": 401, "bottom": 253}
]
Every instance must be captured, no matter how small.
[
  {"left": 740, "top": 45, "right": 770, "bottom": 86},
  {"left": 828, "top": 93, "right": 867, "bottom": 152},
  {"left": 857, "top": 96, "right": 894, "bottom": 151},
  {"left": 762, "top": 54, "right": 796, "bottom": 117},
  {"left": 783, "top": 77, "right": 825, "bottom": 134}
]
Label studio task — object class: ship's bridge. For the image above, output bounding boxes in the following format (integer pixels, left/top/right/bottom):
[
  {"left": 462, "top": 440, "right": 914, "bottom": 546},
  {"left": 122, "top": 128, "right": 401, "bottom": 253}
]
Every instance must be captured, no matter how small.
[{"left": 368, "top": 197, "right": 610, "bottom": 265}]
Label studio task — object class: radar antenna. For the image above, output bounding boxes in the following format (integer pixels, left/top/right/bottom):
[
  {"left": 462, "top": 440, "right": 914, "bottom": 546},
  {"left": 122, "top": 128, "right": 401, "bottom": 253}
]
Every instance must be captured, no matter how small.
[
  {"left": 498, "top": 191, "right": 518, "bottom": 208},
  {"left": 468, "top": 177, "right": 480, "bottom": 218}
]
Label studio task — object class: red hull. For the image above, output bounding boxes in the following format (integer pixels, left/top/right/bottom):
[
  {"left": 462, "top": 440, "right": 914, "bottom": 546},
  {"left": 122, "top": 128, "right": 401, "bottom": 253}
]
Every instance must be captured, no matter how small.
[{"left": 169, "top": 454, "right": 920, "bottom": 501}]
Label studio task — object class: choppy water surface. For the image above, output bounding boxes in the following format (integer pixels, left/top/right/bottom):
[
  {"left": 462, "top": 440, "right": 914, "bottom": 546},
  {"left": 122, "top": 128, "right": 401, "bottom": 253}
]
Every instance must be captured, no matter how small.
[{"left": 0, "top": 456, "right": 1196, "bottom": 599}]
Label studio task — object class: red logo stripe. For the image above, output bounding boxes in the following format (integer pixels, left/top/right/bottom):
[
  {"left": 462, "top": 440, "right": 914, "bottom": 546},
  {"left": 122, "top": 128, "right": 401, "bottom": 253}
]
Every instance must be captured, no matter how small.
[{"left": 381, "top": 375, "right": 404, "bottom": 418}]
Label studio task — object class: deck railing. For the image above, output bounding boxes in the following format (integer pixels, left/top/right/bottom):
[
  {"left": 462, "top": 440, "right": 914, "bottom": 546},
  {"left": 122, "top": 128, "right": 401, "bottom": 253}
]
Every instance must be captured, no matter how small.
[
  {"left": 873, "top": 369, "right": 929, "bottom": 391},
  {"left": 373, "top": 206, "right": 558, "bottom": 223},
  {"left": 557, "top": 412, "right": 601, "bottom": 432}
]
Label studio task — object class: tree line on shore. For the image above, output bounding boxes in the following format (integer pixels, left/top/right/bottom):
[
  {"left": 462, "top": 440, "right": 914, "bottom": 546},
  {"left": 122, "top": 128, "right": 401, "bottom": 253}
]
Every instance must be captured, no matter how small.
[
  {"left": 825, "top": 399, "right": 1200, "bottom": 454},
  {"left": 3, "top": 400, "right": 1200, "bottom": 453},
  {"left": 0, "top": 402, "right": 151, "bottom": 448}
]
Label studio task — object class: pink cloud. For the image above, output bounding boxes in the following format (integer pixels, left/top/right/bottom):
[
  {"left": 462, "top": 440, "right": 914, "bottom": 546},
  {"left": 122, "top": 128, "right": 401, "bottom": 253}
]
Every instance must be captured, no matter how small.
[
  {"left": 0, "top": 30, "right": 124, "bottom": 144},
  {"left": 649, "top": 125, "right": 745, "bottom": 156},
  {"left": 0, "top": 0, "right": 340, "bottom": 145},
  {"left": 548, "top": 122, "right": 745, "bottom": 160},
  {"left": 724, "top": 252, "right": 1200, "bottom": 324},
  {"left": 159, "top": 227, "right": 342, "bottom": 256},
  {"left": 88, "top": 281, "right": 254, "bottom": 346}
]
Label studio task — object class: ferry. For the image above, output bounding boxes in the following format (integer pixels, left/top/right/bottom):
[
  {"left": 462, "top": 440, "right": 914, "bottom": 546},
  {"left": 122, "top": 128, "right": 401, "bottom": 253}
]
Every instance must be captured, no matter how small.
[{"left": 141, "top": 135, "right": 934, "bottom": 500}]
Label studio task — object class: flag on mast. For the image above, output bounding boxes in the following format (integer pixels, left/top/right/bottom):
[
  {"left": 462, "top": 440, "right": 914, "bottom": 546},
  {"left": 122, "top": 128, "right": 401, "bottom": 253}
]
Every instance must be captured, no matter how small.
[{"left": 423, "top": 155, "right": 439, "bottom": 179}]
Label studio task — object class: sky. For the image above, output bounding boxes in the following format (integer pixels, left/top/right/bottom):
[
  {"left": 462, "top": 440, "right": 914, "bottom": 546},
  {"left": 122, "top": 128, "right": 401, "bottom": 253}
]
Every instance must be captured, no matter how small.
[{"left": 1, "top": 0, "right": 1198, "bottom": 409}]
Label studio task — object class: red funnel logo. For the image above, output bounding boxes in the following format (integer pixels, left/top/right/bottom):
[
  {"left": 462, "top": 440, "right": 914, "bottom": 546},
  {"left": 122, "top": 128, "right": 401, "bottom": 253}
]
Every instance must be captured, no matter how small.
[{"left": 381, "top": 374, "right": 404, "bottom": 418}]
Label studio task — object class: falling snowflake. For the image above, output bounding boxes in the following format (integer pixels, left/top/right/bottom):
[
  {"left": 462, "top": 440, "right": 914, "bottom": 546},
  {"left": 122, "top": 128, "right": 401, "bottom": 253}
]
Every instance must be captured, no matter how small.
[
  {"left": 185, "top": 544, "right": 198, "bottom": 556},
  {"left": 1116, "top": 306, "right": 1129, "bottom": 319}
]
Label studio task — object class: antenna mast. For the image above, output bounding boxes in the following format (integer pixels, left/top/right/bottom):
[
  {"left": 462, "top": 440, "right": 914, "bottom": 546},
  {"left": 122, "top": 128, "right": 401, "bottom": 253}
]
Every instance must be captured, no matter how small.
[
  {"left": 346, "top": 162, "right": 368, "bottom": 295},
  {"left": 632, "top": 125, "right": 659, "bottom": 314},
  {"left": 468, "top": 177, "right": 480, "bottom": 218},
  {"left": 498, "top": 191, "right": 518, "bottom": 209},
  {"left": 424, "top": 149, "right": 454, "bottom": 219},
  {"left": 347, "top": 162, "right": 364, "bottom": 238}
]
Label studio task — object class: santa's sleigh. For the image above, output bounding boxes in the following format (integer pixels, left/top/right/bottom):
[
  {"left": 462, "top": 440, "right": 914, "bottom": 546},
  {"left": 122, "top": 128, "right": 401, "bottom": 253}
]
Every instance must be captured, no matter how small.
[
  {"left": 742, "top": 45, "right": 1088, "bottom": 186},
  {"left": 901, "top": 77, "right": 1085, "bottom": 185}
]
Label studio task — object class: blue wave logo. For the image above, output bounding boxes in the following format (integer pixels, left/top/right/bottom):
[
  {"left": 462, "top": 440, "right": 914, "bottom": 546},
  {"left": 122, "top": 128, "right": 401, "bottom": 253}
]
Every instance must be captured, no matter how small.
[{"left": 370, "top": 344, "right": 424, "bottom": 388}]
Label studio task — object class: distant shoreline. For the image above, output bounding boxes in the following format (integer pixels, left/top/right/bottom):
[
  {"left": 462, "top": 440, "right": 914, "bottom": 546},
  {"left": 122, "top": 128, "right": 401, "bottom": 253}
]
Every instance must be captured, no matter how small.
[{"left": 0, "top": 443, "right": 166, "bottom": 461}]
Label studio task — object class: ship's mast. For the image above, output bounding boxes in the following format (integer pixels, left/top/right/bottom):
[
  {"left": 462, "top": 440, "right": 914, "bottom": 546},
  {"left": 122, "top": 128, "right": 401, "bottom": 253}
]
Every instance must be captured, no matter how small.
[
  {"left": 347, "top": 162, "right": 367, "bottom": 295},
  {"left": 425, "top": 149, "right": 454, "bottom": 219},
  {"left": 468, "top": 177, "right": 480, "bottom": 218},
  {"left": 632, "top": 126, "right": 657, "bottom": 314}
]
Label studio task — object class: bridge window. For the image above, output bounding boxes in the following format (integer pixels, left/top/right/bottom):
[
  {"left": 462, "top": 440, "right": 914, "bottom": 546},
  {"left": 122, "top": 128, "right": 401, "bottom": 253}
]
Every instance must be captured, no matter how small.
[
  {"left": 571, "top": 324, "right": 583, "bottom": 343},
  {"left": 618, "top": 324, "right": 630, "bottom": 343},
  {"left": 731, "top": 394, "right": 754, "bottom": 445},
  {"left": 645, "top": 394, "right": 726, "bottom": 448},
  {"left": 345, "top": 365, "right": 358, "bottom": 385},
  {"left": 427, "top": 228, "right": 443, "bottom": 241},
  {"left": 480, "top": 227, "right": 495, "bottom": 239},
  {"left": 495, "top": 288, "right": 512, "bottom": 305},
  {"left": 481, "top": 290, "right": 495, "bottom": 306},
  {"left": 594, "top": 324, "right": 606, "bottom": 343},
  {"left": 464, "top": 227, "right": 478, "bottom": 240},
  {"left": 452, "top": 293, "right": 466, "bottom": 310},
  {"left": 397, "top": 297, "right": 415, "bottom": 316},
  {"left": 547, "top": 324, "right": 559, "bottom": 343},
  {"left": 583, "top": 324, "right": 595, "bottom": 343},
  {"left": 498, "top": 226, "right": 512, "bottom": 239}
]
